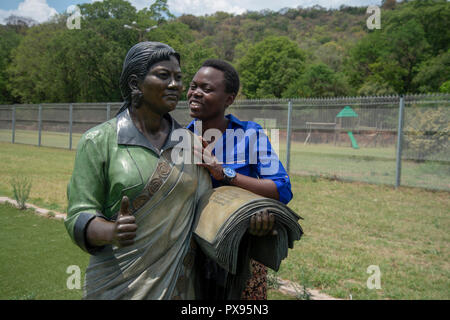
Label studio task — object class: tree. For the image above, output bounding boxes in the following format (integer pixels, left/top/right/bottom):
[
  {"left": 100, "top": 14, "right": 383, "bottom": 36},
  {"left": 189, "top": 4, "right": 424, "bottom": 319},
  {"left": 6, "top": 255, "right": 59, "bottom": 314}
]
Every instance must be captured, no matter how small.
[
  {"left": 413, "top": 49, "right": 450, "bottom": 93},
  {"left": 177, "top": 41, "right": 218, "bottom": 100},
  {"left": 237, "top": 36, "right": 305, "bottom": 98},
  {"left": 0, "top": 26, "right": 23, "bottom": 103},
  {"left": 283, "top": 63, "right": 351, "bottom": 98},
  {"left": 381, "top": 0, "right": 397, "bottom": 10},
  {"left": 403, "top": 105, "right": 449, "bottom": 161},
  {"left": 144, "top": 0, "right": 175, "bottom": 23},
  {"left": 7, "top": 22, "right": 63, "bottom": 103}
]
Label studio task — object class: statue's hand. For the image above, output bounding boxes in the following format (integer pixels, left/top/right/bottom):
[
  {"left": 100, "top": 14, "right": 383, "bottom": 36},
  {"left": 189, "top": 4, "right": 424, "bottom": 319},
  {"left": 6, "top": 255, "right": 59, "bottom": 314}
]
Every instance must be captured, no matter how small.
[
  {"left": 248, "top": 209, "right": 277, "bottom": 237},
  {"left": 112, "top": 196, "right": 138, "bottom": 247}
]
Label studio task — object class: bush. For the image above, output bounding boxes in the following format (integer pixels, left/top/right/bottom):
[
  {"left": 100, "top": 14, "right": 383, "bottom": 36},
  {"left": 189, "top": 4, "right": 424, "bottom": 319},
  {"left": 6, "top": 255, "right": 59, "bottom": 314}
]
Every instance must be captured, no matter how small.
[
  {"left": 403, "top": 105, "right": 449, "bottom": 161},
  {"left": 10, "top": 176, "right": 32, "bottom": 210}
]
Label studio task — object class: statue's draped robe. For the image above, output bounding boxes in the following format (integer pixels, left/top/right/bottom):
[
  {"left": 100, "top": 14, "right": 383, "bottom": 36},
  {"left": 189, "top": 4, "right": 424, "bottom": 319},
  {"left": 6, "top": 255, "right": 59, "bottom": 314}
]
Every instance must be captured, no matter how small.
[{"left": 65, "top": 109, "right": 211, "bottom": 299}]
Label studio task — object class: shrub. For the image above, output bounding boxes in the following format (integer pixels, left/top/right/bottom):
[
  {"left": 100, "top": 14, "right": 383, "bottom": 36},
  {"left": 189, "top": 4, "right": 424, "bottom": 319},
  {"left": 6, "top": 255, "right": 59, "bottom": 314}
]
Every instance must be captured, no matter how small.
[
  {"left": 10, "top": 176, "right": 32, "bottom": 210},
  {"left": 403, "top": 105, "right": 449, "bottom": 161}
]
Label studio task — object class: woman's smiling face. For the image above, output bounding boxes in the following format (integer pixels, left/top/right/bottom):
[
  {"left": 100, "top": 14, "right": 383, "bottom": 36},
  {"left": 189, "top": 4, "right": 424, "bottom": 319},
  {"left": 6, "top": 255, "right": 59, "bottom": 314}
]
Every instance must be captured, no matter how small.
[{"left": 187, "top": 66, "right": 234, "bottom": 121}]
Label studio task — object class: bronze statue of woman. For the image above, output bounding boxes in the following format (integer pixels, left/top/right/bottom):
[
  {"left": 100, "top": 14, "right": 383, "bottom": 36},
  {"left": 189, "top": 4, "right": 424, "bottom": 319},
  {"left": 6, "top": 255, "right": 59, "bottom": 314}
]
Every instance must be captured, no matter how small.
[{"left": 65, "top": 42, "right": 212, "bottom": 299}]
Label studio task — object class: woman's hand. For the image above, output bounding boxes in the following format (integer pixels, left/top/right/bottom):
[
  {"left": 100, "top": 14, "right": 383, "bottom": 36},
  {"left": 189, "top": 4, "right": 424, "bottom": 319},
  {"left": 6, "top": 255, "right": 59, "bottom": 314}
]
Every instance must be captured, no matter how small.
[
  {"left": 112, "top": 196, "right": 138, "bottom": 247},
  {"left": 249, "top": 209, "right": 277, "bottom": 236},
  {"left": 85, "top": 196, "right": 137, "bottom": 248},
  {"left": 194, "top": 137, "right": 224, "bottom": 181}
]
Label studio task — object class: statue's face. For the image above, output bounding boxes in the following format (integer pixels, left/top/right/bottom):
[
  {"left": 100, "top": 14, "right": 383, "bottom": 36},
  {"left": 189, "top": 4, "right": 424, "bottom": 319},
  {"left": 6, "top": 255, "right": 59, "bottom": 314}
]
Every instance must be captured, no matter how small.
[
  {"left": 138, "top": 55, "right": 183, "bottom": 114},
  {"left": 187, "top": 66, "right": 234, "bottom": 121}
]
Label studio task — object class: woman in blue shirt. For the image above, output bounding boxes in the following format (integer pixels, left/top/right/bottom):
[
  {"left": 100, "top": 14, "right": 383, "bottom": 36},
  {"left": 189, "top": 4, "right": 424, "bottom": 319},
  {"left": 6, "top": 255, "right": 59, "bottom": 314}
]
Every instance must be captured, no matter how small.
[{"left": 186, "top": 59, "right": 293, "bottom": 300}]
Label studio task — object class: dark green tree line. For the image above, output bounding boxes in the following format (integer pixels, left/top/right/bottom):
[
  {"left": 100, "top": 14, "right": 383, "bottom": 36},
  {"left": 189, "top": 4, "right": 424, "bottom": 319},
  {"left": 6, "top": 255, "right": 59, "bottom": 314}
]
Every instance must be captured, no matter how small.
[{"left": 0, "top": 0, "right": 448, "bottom": 104}]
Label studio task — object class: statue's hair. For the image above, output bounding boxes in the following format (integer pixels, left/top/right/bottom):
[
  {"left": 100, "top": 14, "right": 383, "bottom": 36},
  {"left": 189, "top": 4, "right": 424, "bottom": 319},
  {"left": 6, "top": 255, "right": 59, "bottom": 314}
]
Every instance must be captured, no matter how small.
[{"left": 117, "top": 42, "right": 180, "bottom": 115}]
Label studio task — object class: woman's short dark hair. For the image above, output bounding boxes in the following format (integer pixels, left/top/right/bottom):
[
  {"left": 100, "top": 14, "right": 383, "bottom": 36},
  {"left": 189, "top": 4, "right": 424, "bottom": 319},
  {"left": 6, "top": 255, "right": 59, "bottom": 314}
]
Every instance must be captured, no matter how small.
[
  {"left": 201, "top": 59, "right": 240, "bottom": 96},
  {"left": 117, "top": 42, "right": 180, "bottom": 114}
]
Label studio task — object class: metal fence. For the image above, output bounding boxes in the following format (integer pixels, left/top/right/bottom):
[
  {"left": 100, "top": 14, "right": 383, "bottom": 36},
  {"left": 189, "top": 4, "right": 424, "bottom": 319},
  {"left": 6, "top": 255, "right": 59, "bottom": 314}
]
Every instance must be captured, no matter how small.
[{"left": 0, "top": 94, "right": 449, "bottom": 191}]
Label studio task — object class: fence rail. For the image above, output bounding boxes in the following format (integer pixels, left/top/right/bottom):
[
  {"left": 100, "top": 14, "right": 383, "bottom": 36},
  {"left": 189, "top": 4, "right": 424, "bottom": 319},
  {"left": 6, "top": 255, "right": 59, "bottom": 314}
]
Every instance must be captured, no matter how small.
[{"left": 1, "top": 94, "right": 449, "bottom": 191}]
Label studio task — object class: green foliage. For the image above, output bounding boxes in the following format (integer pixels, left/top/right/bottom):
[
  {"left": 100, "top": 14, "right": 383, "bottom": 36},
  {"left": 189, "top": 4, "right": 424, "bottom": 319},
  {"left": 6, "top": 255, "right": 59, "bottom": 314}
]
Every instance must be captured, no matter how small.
[
  {"left": 237, "top": 36, "right": 305, "bottom": 98},
  {"left": 283, "top": 63, "right": 351, "bottom": 98},
  {"left": 7, "top": 22, "right": 63, "bottom": 103},
  {"left": 0, "top": 26, "right": 23, "bottom": 104},
  {"left": 403, "top": 106, "right": 450, "bottom": 161},
  {"left": 11, "top": 176, "right": 32, "bottom": 210},
  {"left": 413, "top": 49, "right": 450, "bottom": 93},
  {"left": 1, "top": 0, "right": 449, "bottom": 103},
  {"left": 439, "top": 80, "right": 450, "bottom": 93},
  {"left": 177, "top": 41, "right": 218, "bottom": 99}
]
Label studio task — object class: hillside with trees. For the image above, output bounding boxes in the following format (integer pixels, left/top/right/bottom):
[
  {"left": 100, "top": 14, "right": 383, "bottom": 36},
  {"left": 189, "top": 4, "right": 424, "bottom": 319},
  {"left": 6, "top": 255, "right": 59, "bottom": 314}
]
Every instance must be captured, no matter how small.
[{"left": 0, "top": 0, "right": 448, "bottom": 104}]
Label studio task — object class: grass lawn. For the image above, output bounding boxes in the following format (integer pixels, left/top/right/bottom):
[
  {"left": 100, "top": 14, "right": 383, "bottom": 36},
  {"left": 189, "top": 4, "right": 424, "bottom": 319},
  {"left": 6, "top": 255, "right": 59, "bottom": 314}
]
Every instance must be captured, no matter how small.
[
  {"left": 277, "top": 141, "right": 450, "bottom": 191},
  {"left": 0, "top": 142, "right": 449, "bottom": 300},
  {"left": 0, "top": 202, "right": 290, "bottom": 300},
  {"left": 1, "top": 130, "right": 449, "bottom": 191},
  {"left": 0, "top": 203, "right": 88, "bottom": 299},
  {"left": 0, "top": 142, "right": 75, "bottom": 212},
  {"left": 279, "top": 175, "right": 450, "bottom": 300}
]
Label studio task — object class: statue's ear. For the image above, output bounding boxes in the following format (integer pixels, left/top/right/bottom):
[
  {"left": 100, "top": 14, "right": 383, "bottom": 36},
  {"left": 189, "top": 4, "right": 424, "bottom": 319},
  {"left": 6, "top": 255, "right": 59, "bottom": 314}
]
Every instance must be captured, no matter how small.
[{"left": 128, "top": 74, "right": 140, "bottom": 91}]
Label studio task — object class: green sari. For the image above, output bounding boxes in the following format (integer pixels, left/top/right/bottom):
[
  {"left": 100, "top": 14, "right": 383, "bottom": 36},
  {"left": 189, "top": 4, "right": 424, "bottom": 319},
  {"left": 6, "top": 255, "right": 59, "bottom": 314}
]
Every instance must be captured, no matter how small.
[{"left": 65, "top": 110, "right": 211, "bottom": 299}]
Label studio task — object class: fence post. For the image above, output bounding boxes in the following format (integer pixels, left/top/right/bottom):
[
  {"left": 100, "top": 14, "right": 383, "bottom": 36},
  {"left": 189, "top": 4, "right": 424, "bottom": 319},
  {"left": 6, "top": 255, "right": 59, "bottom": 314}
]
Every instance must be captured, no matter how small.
[
  {"left": 38, "top": 104, "right": 42, "bottom": 147},
  {"left": 11, "top": 105, "right": 15, "bottom": 144},
  {"left": 69, "top": 103, "right": 73, "bottom": 150},
  {"left": 395, "top": 96, "right": 405, "bottom": 189},
  {"left": 286, "top": 99, "right": 293, "bottom": 174},
  {"left": 106, "top": 103, "right": 111, "bottom": 121}
]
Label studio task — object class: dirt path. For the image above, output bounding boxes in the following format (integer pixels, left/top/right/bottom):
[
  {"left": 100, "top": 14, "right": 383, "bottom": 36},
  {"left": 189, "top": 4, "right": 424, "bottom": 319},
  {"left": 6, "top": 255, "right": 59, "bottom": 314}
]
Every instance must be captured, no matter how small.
[
  {"left": 0, "top": 197, "right": 66, "bottom": 220},
  {"left": 276, "top": 278, "right": 342, "bottom": 300}
]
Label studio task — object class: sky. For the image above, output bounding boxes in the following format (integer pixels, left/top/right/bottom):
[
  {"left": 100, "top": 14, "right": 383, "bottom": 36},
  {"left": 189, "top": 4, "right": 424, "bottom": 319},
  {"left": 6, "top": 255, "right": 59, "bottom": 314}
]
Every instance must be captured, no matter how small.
[{"left": 0, "top": 0, "right": 382, "bottom": 24}]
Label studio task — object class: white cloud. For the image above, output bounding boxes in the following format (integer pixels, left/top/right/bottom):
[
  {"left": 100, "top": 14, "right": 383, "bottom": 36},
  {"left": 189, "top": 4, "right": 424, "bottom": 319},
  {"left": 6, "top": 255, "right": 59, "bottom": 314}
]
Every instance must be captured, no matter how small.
[
  {"left": 91, "top": 0, "right": 382, "bottom": 16},
  {"left": 166, "top": 0, "right": 382, "bottom": 16},
  {"left": 168, "top": 0, "right": 246, "bottom": 16},
  {"left": 0, "top": 0, "right": 58, "bottom": 24}
]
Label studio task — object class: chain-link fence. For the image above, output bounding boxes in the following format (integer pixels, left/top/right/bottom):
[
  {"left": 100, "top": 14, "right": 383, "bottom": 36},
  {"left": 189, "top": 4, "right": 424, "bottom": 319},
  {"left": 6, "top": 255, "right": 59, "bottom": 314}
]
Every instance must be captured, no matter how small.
[{"left": 0, "top": 94, "right": 449, "bottom": 191}]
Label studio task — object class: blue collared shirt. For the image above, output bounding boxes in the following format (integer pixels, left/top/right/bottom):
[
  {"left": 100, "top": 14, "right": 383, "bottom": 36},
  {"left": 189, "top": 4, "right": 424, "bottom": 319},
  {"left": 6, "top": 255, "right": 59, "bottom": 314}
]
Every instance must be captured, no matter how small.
[{"left": 186, "top": 114, "right": 293, "bottom": 204}]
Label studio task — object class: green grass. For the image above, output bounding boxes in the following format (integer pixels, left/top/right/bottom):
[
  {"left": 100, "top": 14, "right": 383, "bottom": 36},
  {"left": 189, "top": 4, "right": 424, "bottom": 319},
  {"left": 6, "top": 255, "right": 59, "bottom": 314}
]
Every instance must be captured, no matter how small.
[
  {"left": 2, "top": 129, "right": 449, "bottom": 190},
  {"left": 0, "top": 201, "right": 298, "bottom": 300},
  {"left": 277, "top": 141, "right": 450, "bottom": 191},
  {"left": 0, "top": 142, "right": 75, "bottom": 212},
  {"left": 0, "top": 142, "right": 449, "bottom": 300},
  {"left": 0, "top": 202, "right": 89, "bottom": 299},
  {"left": 277, "top": 175, "right": 450, "bottom": 300},
  {"left": 0, "top": 129, "right": 82, "bottom": 149}
]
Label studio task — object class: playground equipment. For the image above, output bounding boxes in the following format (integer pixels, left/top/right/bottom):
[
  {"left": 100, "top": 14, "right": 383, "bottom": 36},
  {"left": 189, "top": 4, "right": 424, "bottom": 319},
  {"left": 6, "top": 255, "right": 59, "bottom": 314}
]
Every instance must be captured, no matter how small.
[
  {"left": 304, "top": 122, "right": 336, "bottom": 145},
  {"left": 303, "top": 106, "right": 360, "bottom": 148},
  {"left": 336, "top": 106, "right": 359, "bottom": 149}
]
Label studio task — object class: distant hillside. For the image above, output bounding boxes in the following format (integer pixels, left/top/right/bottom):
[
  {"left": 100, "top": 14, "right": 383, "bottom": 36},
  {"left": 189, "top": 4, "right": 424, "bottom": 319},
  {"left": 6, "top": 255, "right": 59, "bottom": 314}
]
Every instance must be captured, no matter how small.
[{"left": 0, "top": 0, "right": 448, "bottom": 104}]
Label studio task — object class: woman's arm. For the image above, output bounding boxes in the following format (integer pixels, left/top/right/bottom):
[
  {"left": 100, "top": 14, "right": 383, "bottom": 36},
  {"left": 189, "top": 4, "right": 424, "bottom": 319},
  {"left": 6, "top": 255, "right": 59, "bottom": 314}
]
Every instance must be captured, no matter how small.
[{"left": 229, "top": 173, "right": 279, "bottom": 200}]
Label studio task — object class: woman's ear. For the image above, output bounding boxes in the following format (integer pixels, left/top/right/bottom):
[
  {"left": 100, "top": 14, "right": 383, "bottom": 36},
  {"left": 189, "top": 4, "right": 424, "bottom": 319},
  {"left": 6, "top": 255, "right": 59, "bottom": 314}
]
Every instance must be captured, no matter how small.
[
  {"left": 128, "top": 74, "right": 140, "bottom": 91},
  {"left": 224, "top": 94, "right": 236, "bottom": 109}
]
